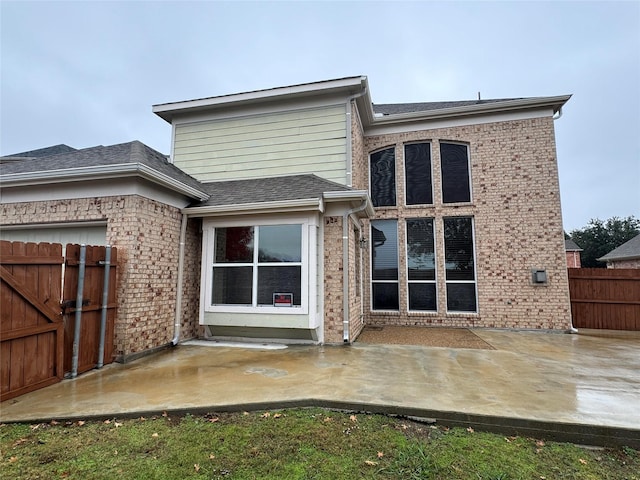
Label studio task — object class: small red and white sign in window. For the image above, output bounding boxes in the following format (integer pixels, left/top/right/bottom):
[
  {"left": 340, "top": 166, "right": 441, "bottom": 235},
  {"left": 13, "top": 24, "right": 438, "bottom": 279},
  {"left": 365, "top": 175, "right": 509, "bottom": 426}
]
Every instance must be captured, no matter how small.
[{"left": 273, "top": 293, "right": 293, "bottom": 307}]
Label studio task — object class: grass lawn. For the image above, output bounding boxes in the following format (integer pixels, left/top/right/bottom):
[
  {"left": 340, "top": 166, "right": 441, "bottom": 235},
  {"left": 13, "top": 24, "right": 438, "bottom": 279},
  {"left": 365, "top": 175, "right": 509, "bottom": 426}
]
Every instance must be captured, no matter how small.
[{"left": 1, "top": 408, "right": 638, "bottom": 479}]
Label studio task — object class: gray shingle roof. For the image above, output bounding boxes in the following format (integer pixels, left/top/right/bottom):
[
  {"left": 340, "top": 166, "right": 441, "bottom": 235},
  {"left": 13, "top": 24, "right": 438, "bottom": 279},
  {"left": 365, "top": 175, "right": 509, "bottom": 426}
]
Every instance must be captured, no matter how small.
[
  {"left": 565, "top": 238, "right": 583, "bottom": 251},
  {"left": 598, "top": 234, "right": 640, "bottom": 262},
  {"left": 3, "top": 144, "right": 78, "bottom": 158},
  {"left": 0, "top": 141, "right": 206, "bottom": 195},
  {"left": 193, "top": 174, "right": 352, "bottom": 207},
  {"left": 373, "top": 99, "right": 522, "bottom": 115}
]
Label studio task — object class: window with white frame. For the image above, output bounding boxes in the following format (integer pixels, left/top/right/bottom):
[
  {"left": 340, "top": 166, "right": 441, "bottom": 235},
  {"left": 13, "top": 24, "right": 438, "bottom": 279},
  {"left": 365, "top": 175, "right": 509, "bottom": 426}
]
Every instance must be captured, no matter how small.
[
  {"left": 443, "top": 217, "right": 477, "bottom": 312},
  {"left": 406, "top": 218, "right": 437, "bottom": 311},
  {"left": 405, "top": 143, "right": 433, "bottom": 205},
  {"left": 440, "top": 142, "right": 471, "bottom": 203},
  {"left": 370, "top": 147, "right": 396, "bottom": 207},
  {"left": 209, "top": 223, "right": 304, "bottom": 309},
  {"left": 370, "top": 219, "right": 399, "bottom": 310}
]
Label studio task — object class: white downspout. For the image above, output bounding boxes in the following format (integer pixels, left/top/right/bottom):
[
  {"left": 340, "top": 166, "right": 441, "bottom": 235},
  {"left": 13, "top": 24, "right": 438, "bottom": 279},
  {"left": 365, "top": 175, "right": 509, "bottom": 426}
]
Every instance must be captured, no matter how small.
[
  {"left": 172, "top": 212, "right": 189, "bottom": 346},
  {"left": 342, "top": 200, "right": 368, "bottom": 343}
]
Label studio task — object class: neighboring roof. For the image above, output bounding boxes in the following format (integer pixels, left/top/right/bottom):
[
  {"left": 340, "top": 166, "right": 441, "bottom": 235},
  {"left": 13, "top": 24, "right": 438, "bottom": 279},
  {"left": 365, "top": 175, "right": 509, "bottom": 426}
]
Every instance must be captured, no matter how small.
[
  {"left": 2, "top": 144, "right": 78, "bottom": 159},
  {"left": 597, "top": 234, "right": 640, "bottom": 262},
  {"left": 565, "top": 238, "right": 583, "bottom": 251},
  {"left": 0, "top": 141, "right": 209, "bottom": 201},
  {"left": 185, "top": 174, "right": 373, "bottom": 217}
]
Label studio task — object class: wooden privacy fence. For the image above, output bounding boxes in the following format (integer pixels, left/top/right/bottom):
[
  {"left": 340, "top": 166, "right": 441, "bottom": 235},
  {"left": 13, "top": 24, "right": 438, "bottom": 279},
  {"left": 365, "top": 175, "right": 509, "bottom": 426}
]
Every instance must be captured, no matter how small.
[
  {"left": 568, "top": 268, "right": 640, "bottom": 331},
  {"left": 1, "top": 241, "right": 117, "bottom": 401}
]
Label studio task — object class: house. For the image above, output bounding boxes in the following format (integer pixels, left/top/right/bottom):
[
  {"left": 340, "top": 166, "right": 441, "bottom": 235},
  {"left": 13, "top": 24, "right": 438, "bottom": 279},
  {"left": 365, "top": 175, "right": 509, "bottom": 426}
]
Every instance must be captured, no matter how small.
[
  {"left": 597, "top": 234, "right": 640, "bottom": 268},
  {"left": 565, "top": 238, "right": 583, "bottom": 268},
  {"left": 1, "top": 75, "right": 573, "bottom": 359}
]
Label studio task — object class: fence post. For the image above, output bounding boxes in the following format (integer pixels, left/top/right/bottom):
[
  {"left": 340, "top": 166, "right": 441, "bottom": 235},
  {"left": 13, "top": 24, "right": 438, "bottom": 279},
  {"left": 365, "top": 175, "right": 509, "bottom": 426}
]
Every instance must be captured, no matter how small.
[
  {"left": 70, "top": 244, "right": 86, "bottom": 379},
  {"left": 97, "top": 246, "right": 111, "bottom": 369}
]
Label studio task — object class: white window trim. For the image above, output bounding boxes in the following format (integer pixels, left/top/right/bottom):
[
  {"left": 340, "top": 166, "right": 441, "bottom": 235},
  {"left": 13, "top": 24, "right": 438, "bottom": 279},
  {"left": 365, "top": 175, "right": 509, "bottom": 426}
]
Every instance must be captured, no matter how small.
[
  {"left": 404, "top": 142, "right": 435, "bottom": 207},
  {"left": 368, "top": 145, "right": 397, "bottom": 208},
  {"left": 202, "top": 216, "right": 311, "bottom": 315},
  {"left": 443, "top": 216, "right": 479, "bottom": 314},
  {"left": 440, "top": 141, "right": 473, "bottom": 204},
  {"left": 405, "top": 218, "right": 438, "bottom": 313}
]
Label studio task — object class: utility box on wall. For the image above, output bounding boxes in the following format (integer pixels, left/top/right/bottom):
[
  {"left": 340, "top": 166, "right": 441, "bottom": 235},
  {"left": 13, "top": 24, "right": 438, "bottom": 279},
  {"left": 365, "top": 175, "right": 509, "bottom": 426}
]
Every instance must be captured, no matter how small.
[{"left": 531, "top": 268, "right": 548, "bottom": 284}]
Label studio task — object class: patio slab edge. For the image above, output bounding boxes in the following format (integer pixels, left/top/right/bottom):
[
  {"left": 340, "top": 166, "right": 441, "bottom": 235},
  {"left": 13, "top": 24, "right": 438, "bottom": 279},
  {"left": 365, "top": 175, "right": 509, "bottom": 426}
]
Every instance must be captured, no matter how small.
[{"left": 2, "top": 399, "right": 638, "bottom": 450}]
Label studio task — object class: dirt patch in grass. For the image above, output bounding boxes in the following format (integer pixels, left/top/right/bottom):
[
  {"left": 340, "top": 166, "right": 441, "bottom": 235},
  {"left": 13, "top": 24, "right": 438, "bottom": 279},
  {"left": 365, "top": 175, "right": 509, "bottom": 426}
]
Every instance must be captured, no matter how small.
[{"left": 356, "top": 326, "right": 495, "bottom": 350}]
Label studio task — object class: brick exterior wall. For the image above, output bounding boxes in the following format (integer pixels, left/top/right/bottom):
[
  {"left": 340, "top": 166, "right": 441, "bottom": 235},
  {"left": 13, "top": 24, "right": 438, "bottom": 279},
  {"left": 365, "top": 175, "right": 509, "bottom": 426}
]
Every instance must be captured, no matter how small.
[
  {"left": 566, "top": 251, "right": 582, "bottom": 268},
  {"left": 322, "top": 214, "right": 366, "bottom": 344},
  {"left": 606, "top": 259, "right": 640, "bottom": 269},
  {"left": 0, "top": 195, "right": 201, "bottom": 357},
  {"left": 352, "top": 116, "right": 572, "bottom": 330},
  {"left": 180, "top": 217, "right": 204, "bottom": 340},
  {"left": 323, "top": 216, "right": 344, "bottom": 343}
]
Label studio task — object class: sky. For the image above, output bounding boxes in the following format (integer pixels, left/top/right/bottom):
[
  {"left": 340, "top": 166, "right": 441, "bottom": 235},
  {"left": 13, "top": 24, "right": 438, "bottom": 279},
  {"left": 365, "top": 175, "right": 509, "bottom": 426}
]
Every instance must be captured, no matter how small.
[{"left": 1, "top": 0, "right": 639, "bottom": 231}]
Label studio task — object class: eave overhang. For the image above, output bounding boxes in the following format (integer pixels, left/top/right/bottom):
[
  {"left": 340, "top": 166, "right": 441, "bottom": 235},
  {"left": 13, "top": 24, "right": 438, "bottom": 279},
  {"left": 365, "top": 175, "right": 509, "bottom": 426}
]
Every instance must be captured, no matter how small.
[
  {"left": 0, "top": 163, "right": 210, "bottom": 201},
  {"left": 183, "top": 198, "right": 323, "bottom": 217},
  {"left": 356, "top": 94, "right": 572, "bottom": 129},
  {"left": 153, "top": 76, "right": 368, "bottom": 123},
  {"left": 182, "top": 189, "right": 373, "bottom": 219}
]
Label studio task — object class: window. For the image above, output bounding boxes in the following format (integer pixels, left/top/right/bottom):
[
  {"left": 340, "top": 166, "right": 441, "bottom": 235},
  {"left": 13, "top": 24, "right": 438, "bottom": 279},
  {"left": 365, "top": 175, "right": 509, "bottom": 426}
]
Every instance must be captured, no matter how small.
[
  {"left": 211, "top": 224, "right": 302, "bottom": 307},
  {"left": 370, "top": 147, "right": 396, "bottom": 207},
  {"left": 406, "top": 218, "right": 436, "bottom": 311},
  {"left": 440, "top": 142, "right": 471, "bottom": 203},
  {"left": 405, "top": 143, "right": 433, "bottom": 205},
  {"left": 370, "top": 219, "right": 399, "bottom": 310},
  {"left": 443, "top": 217, "right": 477, "bottom": 312}
]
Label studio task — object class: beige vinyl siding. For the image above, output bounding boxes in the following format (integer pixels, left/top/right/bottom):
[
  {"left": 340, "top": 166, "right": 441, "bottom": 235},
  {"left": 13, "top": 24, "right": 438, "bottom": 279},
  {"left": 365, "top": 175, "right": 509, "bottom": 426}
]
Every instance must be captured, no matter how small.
[{"left": 173, "top": 104, "right": 348, "bottom": 184}]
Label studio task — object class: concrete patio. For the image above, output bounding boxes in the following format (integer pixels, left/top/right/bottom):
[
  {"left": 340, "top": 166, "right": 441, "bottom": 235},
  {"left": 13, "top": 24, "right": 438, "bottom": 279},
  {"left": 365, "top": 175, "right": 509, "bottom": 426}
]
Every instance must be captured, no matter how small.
[{"left": 1, "top": 329, "right": 639, "bottom": 448}]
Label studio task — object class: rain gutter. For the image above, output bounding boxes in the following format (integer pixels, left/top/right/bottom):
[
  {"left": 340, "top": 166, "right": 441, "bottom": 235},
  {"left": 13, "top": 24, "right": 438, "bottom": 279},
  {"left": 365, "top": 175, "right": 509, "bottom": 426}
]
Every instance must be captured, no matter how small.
[
  {"left": 183, "top": 198, "right": 324, "bottom": 217},
  {"left": 0, "top": 163, "right": 209, "bottom": 201}
]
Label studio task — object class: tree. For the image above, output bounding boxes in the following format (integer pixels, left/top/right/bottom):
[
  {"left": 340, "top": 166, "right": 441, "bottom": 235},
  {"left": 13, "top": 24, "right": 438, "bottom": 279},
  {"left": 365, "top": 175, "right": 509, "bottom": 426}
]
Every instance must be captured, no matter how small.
[{"left": 569, "top": 216, "right": 640, "bottom": 268}]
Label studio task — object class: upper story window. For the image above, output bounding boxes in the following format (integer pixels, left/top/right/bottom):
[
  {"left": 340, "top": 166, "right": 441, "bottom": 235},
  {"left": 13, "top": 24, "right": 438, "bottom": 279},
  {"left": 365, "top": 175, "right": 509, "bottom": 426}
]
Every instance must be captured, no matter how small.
[
  {"left": 440, "top": 142, "right": 471, "bottom": 203},
  {"left": 209, "top": 223, "right": 304, "bottom": 309},
  {"left": 370, "top": 147, "right": 396, "bottom": 207},
  {"left": 405, "top": 143, "right": 433, "bottom": 205}
]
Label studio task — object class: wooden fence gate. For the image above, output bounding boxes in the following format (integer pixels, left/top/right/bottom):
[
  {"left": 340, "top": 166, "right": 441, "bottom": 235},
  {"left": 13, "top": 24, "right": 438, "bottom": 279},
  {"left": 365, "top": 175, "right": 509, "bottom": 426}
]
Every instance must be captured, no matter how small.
[
  {"left": 1, "top": 241, "right": 117, "bottom": 401},
  {"left": 568, "top": 268, "right": 640, "bottom": 331}
]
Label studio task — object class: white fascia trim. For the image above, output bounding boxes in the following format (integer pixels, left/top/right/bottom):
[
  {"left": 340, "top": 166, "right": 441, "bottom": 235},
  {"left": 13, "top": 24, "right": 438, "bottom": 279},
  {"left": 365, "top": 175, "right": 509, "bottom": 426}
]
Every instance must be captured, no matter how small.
[
  {"left": 365, "top": 108, "right": 555, "bottom": 136},
  {"left": 1, "top": 163, "right": 209, "bottom": 201},
  {"left": 183, "top": 198, "right": 323, "bottom": 217},
  {"left": 136, "top": 164, "right": 209, "bottom": 201},
  {"left": 363, "top": 95, "right": 572, "bottom": 129},
  {"left": 153, "top": 76, "right": 367, "bottom": 122},
  {"left": 323, "top": 190, "right": 374, "bottom": 217}
]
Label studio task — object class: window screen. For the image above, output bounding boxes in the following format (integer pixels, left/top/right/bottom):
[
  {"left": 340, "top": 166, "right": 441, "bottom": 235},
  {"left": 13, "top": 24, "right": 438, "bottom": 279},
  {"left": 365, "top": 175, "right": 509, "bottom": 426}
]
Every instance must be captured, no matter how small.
[
  {"left": 371, "top": 219, "right": 399, "bottom": 310},
  {"left": 405, "top": 143, "right": 433, "bottom": 205},
  {"left": 406, "top": 218, "right": 437, "bottom": 311},
  {"left": 370, "top": 147, "right": 396, "bottom": 207},
  {"left": 440, "top": 142, "right": 471, "bottom": 203},
  {"left": 443, "top": 217, "right": 477, "bottom": 312}
]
